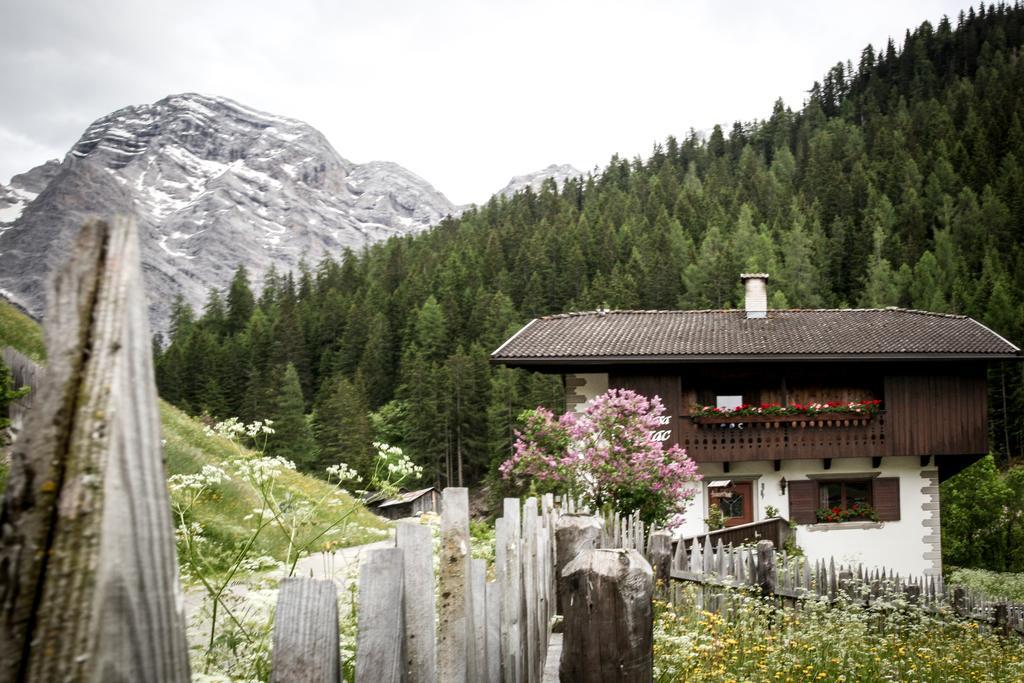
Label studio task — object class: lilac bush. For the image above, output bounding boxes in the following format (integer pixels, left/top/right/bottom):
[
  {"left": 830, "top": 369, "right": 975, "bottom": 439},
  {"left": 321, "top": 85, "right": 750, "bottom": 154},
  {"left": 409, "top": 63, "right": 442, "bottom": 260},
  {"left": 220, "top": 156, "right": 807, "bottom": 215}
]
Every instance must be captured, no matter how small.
[{"left": 500, "top": 389, "right": 701, "bottom": 527}]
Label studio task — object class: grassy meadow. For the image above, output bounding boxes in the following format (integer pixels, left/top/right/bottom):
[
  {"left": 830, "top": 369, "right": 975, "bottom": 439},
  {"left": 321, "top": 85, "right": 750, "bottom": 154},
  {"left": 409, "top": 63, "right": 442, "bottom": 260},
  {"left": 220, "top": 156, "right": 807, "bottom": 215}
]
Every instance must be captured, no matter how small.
[
  {"left": 0, "top": 300, "right": 45, "bottom": 362},
  {"left": 654, "top": 585, "right": 1024, "bottom": 683}
]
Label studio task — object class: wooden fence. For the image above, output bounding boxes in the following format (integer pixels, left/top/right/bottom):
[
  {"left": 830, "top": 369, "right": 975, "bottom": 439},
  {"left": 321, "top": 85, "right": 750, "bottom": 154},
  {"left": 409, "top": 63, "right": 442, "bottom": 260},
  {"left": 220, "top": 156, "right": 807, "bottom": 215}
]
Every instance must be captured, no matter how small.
[
  {"left": 678, "top": 516, "right": 792, "bottom": 550},
  {"left": 668, "top": 537, "right": 1024, "bottom": 636},
  {"left": 0, "top": 218, "right": 191, "bottom": 682},
  {"left": 272, "top": 489, "right": 561, "bottom": 682},
  {"left": 1, "top": 346, "right": 43, "bottom": 436}
]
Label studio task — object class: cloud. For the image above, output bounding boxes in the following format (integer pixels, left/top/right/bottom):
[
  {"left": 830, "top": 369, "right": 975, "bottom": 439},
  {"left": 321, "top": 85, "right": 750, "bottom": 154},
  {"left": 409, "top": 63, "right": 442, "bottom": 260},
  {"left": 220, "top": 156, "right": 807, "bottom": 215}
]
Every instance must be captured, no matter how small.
[{"left": 0, "top": 0, "right": 969, "bottom": 202}]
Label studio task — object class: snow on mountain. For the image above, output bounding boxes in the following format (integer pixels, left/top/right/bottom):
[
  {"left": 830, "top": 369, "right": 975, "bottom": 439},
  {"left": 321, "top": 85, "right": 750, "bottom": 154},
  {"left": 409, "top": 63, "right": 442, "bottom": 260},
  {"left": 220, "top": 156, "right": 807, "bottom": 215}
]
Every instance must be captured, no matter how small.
[
  {"left": 497, "top": 163, "right": 583, "bottom": 198},
  {"left": 0, "top": 94, "right": 458, "bottom": 332},
  {"left": 0, "top": 159, "right": 60, "bottom": 229}
]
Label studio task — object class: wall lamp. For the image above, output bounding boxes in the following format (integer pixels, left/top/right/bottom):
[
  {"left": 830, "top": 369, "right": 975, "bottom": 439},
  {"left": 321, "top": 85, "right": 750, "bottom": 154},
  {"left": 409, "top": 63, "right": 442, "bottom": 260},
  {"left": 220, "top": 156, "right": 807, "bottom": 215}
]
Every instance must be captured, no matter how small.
[{"left": 779, "top": 477, "right": 788, "bottom": 495}]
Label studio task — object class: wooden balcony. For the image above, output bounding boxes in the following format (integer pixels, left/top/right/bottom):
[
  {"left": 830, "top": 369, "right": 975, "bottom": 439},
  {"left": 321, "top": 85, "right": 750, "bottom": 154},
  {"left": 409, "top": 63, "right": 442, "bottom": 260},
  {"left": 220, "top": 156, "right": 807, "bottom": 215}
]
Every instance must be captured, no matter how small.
[
  {"left": 676, "top": 412, "right": 887, "bottom": 462},
  {"left": 677, "top": 517, "right": 793, "bottom": 551}
]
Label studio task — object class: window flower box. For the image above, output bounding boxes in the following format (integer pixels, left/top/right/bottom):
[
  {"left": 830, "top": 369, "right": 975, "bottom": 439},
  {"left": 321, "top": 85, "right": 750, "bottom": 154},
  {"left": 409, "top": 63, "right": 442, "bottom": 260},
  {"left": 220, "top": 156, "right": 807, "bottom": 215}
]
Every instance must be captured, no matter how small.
[
  {"left": 815, "top": 503, "right": 880, "bottom": 523},
  {"left": 690, "top": 400, "right": 881, "bottom": 426},
  {"left": 690, "top": 411, "right": 876, "bottom": 426}
]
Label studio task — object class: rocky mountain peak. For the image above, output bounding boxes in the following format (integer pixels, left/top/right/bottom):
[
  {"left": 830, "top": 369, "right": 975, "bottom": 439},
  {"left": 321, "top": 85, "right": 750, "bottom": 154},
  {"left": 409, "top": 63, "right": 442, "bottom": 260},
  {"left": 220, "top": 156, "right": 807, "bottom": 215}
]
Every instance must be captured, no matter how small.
[
  {"left": 0, "top": 159, "right": 61, "bottom": 226},
  {"left": 0, "top": 94, "right": 458, "bottom": 331},
  {"left": 497, "top": 163, "right": 584, "bottom": 198}
]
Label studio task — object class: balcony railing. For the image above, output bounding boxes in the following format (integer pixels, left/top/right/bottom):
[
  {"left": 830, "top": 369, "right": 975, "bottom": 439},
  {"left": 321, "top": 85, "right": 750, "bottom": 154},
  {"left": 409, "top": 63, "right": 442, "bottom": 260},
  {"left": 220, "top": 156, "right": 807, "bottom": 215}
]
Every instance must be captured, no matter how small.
[
  {"left": 677, "top": 517, "right": 794, "bottom": 552},
  {"left": 677, "top": 412, "right": 887, "bottom": 462}
]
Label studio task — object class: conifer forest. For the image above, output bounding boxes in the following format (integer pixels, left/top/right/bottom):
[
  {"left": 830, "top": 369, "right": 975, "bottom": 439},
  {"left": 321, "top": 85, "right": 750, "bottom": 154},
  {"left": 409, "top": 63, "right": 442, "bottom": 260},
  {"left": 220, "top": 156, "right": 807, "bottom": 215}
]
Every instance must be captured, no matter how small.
[{"left": 155, "top": 5, "right": 1024, "bottom": 498}]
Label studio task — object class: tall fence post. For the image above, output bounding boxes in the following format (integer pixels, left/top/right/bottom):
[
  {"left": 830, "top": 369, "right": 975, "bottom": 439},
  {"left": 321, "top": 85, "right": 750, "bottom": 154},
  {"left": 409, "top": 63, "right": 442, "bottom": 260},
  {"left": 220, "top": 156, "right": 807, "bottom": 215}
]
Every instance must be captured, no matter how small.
[
  {"left": 554, "top": 514, "right": 603, "bottom": 615},
  {"left": 396, "top": 522, "right": 436, "bottom": 682},
  {"left": 522, "top": 497, "right": 539, "bottom": 681},
  {"left": 272, "top": 578, "right": 340, "bottom": 682},
  {"left": 438, "top": 487, "right": 471, "bottom": 683},
  {"left": 0, "top": 218, "right": 190, "bottom": 682},
  {"left": 485, "top": 579, "right": 502, "bottom": 683},
  {"left": 355, "top": 548, "right": 406, "bottom": 683},
  {"left": 560, "top": 548, "right": 654, "bottom": 683},
  {"left": 500, "top": 498, "right": 523, "bottom": 683},
  {"left": 470, "top": 558, "right": 489, "bottom": 681}
]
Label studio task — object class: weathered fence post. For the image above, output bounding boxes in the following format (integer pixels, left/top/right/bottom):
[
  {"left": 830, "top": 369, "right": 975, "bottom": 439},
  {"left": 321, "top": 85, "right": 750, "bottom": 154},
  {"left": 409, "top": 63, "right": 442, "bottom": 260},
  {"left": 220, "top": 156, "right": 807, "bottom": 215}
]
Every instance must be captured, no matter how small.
[
  {"left": 522, "top": 497, "right": 540, "bottom": 682},
  {"left": 560, "top": 549, "right": 654, "bottom": 683},
  {"left": 756, "top": 540, "right": 776, "bottom": 597},
  {"left": 953, "top": 587, "right": 966, "bottom": 615},
  {"left": 355, "top": 548, "right": 405, "bottom": 682},
  {"left": 554, "top": 514, "right": 603, "bottom": 615},
  {"left": 485, "top": 580, "right": 502, "bottom": 683},
  {"left": 439, "top": 487, "right": 471, "bottom": 683},
  {"left": 470, "top": 558, "right": 489, "bottom": 682},
  {"left": 0, "top": 218, "right": 190, "bottom": 682},
  {"left": 272, "top": 578, "right": 340, "bottom": 682},
  {"left": 1, "top": 347, "right": 41, "bottom": 438},
  {"left": 500, "top": 498, "right": 523, "bottom": 683},
  {"left": 995, "top": 603, "right": 1009, "bottom": 636},
  {"left": 648, "top": 531, "right": 673, "bottom": 593},
  {"left": 396, "top": 522, "right": 436, "bottom": 682}
]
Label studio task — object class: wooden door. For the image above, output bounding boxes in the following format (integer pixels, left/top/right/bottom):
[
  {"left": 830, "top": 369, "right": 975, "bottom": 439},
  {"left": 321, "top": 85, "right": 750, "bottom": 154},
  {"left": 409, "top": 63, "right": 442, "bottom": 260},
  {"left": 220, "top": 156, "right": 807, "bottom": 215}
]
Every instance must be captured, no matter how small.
[{"left": 712, "top": 481, "right": 754, "bottom": 527}]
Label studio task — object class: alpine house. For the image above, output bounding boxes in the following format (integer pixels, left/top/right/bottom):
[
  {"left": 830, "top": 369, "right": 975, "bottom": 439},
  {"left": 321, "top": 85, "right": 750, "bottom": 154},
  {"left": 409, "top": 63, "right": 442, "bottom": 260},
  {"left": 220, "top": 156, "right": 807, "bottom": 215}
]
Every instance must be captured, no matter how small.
[{"left": 491, "top": 274, "right": 1021, "bottom": 576}]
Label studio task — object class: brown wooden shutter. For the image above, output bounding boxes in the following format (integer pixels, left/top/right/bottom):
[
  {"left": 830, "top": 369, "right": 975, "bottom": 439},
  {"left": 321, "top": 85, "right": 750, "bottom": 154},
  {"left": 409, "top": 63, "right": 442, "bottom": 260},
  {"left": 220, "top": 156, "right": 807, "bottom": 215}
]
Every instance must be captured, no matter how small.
[
  {"left": 872, "top": 477, "right": 901, "bottom": 521},
  {"left": 788, "top": 480, "right": 819, "bottom": 524}
]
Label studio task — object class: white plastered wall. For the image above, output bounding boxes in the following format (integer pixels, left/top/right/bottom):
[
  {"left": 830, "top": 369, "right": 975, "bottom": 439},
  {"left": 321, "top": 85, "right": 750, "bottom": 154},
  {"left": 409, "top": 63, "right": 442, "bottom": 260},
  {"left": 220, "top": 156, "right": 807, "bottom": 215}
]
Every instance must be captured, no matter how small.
[
  {"left": 676, "top": 456, "right": 938, "bottom": 577},
  {"left": 565, "top": 373, "right": 609, "bottom": 412}
]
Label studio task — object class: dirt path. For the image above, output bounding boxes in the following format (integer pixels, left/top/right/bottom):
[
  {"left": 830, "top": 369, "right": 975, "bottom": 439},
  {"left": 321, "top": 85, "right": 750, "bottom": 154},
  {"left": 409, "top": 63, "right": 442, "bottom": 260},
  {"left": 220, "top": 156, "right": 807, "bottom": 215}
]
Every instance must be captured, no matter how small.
[
  {"left": 288, "top": 537, "right": 395, "bottom": 584},
  {"left": 183, "top": 535, "right": 396, "bottom": 623}
]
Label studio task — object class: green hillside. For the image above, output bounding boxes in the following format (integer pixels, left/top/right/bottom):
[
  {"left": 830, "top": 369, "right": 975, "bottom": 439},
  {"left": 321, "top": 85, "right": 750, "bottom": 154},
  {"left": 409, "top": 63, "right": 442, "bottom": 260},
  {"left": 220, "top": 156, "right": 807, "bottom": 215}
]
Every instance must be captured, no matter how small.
[
  {"left": 160, "top": 401, "right": 388, "bottom": 564},
  {"left": 0, "top": 300, "right": 45, "bottom": 361},
  {"left": 0, "top": 299, "right": 388, "bottom": 563}
]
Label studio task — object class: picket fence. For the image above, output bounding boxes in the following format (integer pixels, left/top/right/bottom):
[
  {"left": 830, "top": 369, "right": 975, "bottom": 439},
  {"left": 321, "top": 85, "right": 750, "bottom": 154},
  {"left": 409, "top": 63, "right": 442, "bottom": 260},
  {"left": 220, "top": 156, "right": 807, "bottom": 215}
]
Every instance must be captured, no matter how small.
[
  {"left": 576, "top": 502, "right": 1024, "bottom": 639},
  {"left": 667, "top": 536, "right": 1024, "bottom": 636},
  {"left": 272, "top": 489, "right": 560, "bottom": 682}
]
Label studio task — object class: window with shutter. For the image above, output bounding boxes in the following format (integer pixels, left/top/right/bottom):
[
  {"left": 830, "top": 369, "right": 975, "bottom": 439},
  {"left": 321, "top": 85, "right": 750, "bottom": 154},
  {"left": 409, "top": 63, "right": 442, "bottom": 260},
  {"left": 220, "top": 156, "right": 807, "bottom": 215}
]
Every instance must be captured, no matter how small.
[
  {"left": 872, "top": 477, "right": 900, "bottom": 521},
  {"left": 787, "top": 480, "right": 818, "bottom": 524},
  {"left": 790, "top": 478, "right": 898, "bottom": 524}
]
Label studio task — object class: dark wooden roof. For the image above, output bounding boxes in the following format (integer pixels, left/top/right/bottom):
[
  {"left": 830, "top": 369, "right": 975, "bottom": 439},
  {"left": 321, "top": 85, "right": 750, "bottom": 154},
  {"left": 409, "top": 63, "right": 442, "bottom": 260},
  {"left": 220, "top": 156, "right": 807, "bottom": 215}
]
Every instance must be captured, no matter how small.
[
  {"left": 376, "top": 487, "right": 438, "bottom": 508},
  {"left": 491, "top": 308, "right": 1020, "bottom": 365}
]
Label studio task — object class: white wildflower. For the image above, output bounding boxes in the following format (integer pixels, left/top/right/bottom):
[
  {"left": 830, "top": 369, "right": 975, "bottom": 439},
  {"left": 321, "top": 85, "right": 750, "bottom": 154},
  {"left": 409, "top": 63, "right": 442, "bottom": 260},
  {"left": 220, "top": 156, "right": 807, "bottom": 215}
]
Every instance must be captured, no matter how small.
[
  {"left": 232, "top": 456, "right": 296, "bottom": 487},
  {"left": 326, "top": 463, "right": 361, "bottom": 483}
]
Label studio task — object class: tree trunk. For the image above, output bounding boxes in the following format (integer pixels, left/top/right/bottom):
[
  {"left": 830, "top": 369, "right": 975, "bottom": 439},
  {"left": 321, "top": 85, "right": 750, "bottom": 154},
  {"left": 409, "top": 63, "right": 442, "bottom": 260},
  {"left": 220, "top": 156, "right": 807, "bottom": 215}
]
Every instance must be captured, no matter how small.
[{"left": 1002, "top": 363, "right": 1011, "bottom": 459}]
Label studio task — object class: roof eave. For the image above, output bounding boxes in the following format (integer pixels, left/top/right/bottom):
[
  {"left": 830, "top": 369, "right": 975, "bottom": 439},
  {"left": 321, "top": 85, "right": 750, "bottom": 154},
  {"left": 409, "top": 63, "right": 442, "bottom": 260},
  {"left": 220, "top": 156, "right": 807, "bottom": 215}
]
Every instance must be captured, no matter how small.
[{"left": 492, "top": 351, "right": 1023, "bottom": 367}]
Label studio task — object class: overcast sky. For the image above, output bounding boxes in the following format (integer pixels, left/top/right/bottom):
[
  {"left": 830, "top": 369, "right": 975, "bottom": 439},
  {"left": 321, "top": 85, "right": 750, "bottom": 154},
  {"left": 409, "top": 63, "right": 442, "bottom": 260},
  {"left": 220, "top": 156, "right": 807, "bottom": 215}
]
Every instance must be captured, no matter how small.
[{"left": 1, "top": 0, "right": 969, "bottom": 205}]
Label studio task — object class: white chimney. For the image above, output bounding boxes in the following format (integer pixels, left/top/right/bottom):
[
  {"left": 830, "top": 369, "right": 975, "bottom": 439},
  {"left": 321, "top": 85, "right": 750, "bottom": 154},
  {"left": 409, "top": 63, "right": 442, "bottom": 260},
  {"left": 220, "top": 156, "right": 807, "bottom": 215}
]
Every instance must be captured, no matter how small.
[{"left": 741, "top": 273, "right": 769, "bottom": 319}]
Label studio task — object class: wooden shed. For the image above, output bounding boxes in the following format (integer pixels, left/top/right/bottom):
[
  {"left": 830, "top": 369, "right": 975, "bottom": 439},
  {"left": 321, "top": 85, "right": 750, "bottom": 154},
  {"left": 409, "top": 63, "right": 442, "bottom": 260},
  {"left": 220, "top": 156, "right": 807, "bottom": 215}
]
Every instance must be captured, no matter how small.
[{"left": 375, "top": 487, "right": 440, "bottom": 520}]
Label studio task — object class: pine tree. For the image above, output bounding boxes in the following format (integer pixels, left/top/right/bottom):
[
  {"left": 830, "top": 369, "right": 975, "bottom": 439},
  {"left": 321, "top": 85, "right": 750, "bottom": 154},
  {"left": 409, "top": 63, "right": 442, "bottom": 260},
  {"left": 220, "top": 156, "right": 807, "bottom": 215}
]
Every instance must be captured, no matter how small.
[
  {"left": 776, "top": 207, "right": 825, "bottom": 307},
  {"left": 225, "top": 265, "right": 255, "bottom": 335},
  {"left": 358, "top": 312, "right": 395, "bottom": 409},
  {"left": 267, "top": 363, "right": 317, "bottom": 469},
  {"left": 860, "top": 224, "right": 901, "bottom": 307},
  {"left": 312, "top": 373, "right": 374, "bottom": 477}
]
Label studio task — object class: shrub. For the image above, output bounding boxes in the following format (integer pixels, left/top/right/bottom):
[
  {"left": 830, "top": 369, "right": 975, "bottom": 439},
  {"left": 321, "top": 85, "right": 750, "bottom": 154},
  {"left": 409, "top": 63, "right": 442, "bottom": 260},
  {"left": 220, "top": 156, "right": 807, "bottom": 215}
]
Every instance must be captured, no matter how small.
[{"left": 500, "top": 389, "right": 700, "bottom": 527}]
